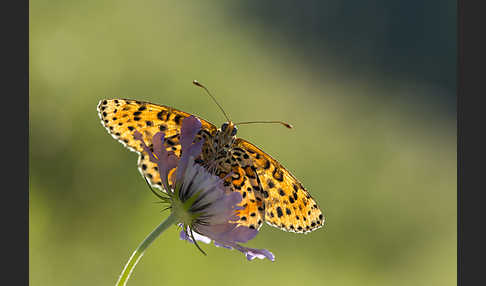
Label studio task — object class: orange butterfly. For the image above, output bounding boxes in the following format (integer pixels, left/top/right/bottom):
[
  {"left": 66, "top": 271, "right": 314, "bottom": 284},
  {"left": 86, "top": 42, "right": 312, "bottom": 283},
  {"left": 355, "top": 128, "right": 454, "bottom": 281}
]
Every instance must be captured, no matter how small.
[{"left": 97, "top": 83, "right": 324, "bottom": 233}]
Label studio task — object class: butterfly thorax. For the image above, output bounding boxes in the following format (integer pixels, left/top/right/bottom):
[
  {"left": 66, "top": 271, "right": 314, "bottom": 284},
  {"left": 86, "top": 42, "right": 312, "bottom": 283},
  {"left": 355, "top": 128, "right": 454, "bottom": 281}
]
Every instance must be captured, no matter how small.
[{"left": 199, "top": 122, "right": 237, "bottom": 172}]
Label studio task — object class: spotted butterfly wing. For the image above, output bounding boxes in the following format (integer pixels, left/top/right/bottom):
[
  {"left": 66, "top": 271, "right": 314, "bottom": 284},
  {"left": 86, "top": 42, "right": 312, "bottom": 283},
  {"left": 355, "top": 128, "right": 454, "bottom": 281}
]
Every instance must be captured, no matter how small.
[
  {"left": 97, "top": 99, "right": 217, "bottom": 188},
  {"left": 234, "top": 139, "right": 325, "bottom": 233}
]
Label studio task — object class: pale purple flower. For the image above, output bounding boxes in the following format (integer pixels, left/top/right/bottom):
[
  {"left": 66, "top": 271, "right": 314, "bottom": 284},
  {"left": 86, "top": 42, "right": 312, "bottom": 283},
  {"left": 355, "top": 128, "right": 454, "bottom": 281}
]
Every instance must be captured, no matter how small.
[{"left": 133, "top": 115, "right": 274, "bottom": 261}]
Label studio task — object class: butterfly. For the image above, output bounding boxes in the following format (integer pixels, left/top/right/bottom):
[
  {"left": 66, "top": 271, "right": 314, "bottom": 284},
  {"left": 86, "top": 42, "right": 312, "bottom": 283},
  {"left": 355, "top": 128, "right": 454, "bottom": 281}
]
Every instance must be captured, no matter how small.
[{"left": 97, "top": 94, "right": 324, "bottom": 234}]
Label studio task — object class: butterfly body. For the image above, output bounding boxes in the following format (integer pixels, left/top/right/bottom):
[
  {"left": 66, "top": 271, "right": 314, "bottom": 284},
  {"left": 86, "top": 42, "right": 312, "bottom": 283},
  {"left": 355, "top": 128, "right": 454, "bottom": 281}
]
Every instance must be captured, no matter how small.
[
  {"left": 98, "top": 98, "right": 324, "bottom": 233},
  {"left": 198, "top": 122, "right": 237, "bottom": 171}
]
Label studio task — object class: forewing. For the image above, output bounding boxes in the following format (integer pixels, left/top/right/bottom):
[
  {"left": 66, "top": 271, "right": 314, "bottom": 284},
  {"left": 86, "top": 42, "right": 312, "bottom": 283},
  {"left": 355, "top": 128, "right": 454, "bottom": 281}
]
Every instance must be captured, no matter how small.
[
  {"left": 235, "top": 138, "right": 325, "bottom": 233},
  {"left": 97, "top": 99, "right": 217, "bottom": 188}
]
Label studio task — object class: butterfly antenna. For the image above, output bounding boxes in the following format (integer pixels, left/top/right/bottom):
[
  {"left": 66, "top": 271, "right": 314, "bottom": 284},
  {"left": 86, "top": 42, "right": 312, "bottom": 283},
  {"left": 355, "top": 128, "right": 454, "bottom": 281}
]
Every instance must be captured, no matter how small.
[
  {"left": 234, "top": 120, "right": 293, "bottom": 129},
  {"left": 193, "top": 80, "right": 231, "bottom": 122}
]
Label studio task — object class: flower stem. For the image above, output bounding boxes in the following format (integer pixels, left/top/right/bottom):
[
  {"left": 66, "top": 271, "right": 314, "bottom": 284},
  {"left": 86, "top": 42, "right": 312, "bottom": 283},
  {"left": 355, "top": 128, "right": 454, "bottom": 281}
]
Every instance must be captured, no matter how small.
[{"left": 116, "top": 212, "right": 178, "bottom": 286}]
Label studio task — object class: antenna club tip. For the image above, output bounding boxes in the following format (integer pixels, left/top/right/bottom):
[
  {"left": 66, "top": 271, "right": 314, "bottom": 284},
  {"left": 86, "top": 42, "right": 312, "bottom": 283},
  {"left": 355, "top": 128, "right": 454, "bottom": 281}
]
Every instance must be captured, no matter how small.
[
  {"left": 284, "top": 123, "right": 293, "bottom": 129},
  {"left": 193, "top": 80, "right": 203, "bottom": 87}
]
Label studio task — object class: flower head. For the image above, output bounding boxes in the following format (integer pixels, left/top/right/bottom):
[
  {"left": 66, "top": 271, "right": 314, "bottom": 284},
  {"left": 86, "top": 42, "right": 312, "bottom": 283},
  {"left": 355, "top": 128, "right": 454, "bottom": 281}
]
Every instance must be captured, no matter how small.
[{"left": 133, "top": 116, "right": 274, "bottom": 261}]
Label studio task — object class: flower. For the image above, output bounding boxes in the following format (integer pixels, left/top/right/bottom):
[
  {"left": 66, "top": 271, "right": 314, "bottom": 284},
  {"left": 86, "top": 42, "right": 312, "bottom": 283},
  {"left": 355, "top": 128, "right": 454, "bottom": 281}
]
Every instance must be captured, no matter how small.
[{"left": 133, "top": 115, "right": 274, "bottom": 261}]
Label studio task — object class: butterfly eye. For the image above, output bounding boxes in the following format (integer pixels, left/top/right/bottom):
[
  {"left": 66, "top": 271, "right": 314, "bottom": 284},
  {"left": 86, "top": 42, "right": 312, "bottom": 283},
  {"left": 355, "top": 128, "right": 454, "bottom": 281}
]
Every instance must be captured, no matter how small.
[
  {"left": 221, "top": 123, "right": 229, "bottom": 131},
  {"left": 231, "top": 126, "right": 237, "bottom": 136}
]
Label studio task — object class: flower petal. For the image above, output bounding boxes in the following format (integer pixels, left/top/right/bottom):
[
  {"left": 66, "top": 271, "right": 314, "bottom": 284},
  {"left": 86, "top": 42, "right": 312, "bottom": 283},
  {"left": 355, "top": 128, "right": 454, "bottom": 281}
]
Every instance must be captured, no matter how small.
[
  {"left": 214, "top": 241, "right": 233, "bottom": 249},
  {"left": 209, "top": 239, "right": 275, "bottom": 261},
  {"left": 176, "top": 116, "right": 205, "bottom": 183},
  {"left": 197, "top": 223, "right": 258, "bottom": 244},
  {"left": 240, "top": 247, "right": 275, "bottom": 262},
  {"left": 133, "top": 131, "right": 178, "bottom": 191},
  {"left": 200, "top": 192, "right": 243, "bottom": 224},
  {"left": 151, "top": 132, "right": 165, "bottom": 159},
  {"left": 180, "top": 116, "right": 202, "bottom": 151},
  {"left": 179, "top": 228, "right": 212, "bottom": 244}
]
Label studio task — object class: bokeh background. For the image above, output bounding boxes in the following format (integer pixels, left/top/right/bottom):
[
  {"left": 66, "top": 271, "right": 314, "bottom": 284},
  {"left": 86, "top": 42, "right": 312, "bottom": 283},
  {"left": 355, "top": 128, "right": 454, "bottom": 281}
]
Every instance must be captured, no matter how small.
[{"left": 29, "top": 1, "right": 456, "bottom": 285}]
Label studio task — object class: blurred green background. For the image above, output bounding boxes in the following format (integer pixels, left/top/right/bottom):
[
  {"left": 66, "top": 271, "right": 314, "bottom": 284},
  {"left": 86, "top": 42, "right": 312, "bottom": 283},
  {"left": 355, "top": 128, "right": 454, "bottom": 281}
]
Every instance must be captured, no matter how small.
[{"left": 30, "top": 1, "right": 456, "bottom": 285}]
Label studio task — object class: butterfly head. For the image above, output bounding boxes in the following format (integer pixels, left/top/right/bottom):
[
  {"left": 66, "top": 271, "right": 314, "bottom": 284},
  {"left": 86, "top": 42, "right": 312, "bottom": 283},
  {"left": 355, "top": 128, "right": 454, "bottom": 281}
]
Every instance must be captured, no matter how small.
[{"left": 221, "top": 122, "right": 238, "bottom": 138}]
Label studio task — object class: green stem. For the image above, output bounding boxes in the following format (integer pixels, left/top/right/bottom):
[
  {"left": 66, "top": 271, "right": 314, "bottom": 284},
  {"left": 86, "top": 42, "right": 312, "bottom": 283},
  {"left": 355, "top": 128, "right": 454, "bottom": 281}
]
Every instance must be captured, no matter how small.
[{"left": 116, "top": 212, "right": 178, "bottom": 286}]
